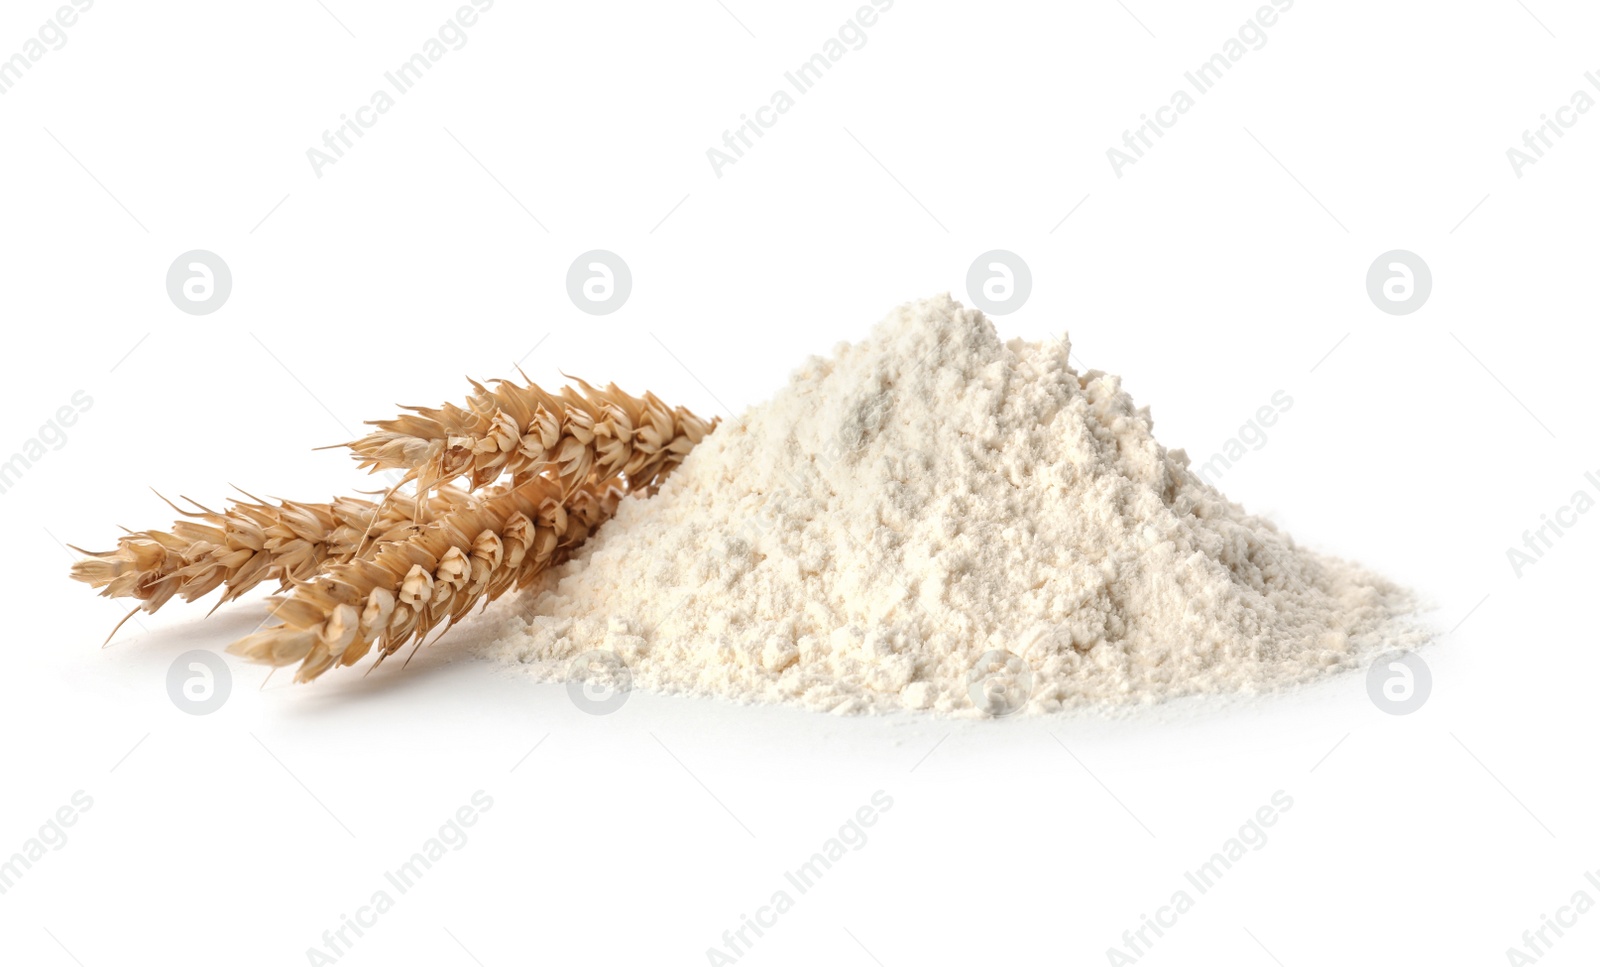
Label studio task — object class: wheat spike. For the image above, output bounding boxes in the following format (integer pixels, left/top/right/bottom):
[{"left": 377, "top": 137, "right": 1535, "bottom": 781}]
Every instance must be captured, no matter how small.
[
  {"left": 344, "top": 376, "right": 717, "bottom": 499},
  {"left": 226, "top": 476, "right": 621, "bottom": 682},
  {"left": 68, "top": 488, "right": 477, "bottom": 618}
]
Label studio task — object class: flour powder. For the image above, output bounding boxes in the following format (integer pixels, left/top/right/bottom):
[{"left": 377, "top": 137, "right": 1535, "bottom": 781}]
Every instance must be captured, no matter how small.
[{"left": 481, "top": 295, "right": 1427, "bottom": 715}]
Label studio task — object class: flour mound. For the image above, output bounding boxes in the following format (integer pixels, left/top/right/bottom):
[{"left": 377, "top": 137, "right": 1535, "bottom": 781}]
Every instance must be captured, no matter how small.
[{"left": 484, "top": 295, "right": 1426, "bottom": 715}]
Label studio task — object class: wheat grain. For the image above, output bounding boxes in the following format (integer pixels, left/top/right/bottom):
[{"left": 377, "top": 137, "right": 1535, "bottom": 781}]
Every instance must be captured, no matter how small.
[
  {"left": 69, "top": 375, "right": 715, "bottom": 682},
  {"left": 344, "top": 376, "right": 717, "bottom": 499},
  {"left": 69, "top": 488, "right": 477, "bottom": 619},
  {"left": 226, "top": 476, "right": 621, "bottom": 682}
]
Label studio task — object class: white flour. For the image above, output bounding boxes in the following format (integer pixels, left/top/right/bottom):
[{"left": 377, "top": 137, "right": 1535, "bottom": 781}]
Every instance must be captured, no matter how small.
[{"left": 482, "top": 295, "right": 1427, "bottom": 715}]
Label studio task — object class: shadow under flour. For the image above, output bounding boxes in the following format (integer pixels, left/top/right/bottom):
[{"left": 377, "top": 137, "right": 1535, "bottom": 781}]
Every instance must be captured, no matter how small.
[{"left": 77, "top": 573, "right": 1444, "bottom": 753}]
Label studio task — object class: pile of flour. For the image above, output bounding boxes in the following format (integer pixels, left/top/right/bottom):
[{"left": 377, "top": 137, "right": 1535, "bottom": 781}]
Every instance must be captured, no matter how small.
[{"left": 482, "top": 295, "right": 1426, "bottom": 715}]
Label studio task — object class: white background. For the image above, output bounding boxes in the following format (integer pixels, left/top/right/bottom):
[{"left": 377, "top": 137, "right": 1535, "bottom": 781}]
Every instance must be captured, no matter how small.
[{"left": 2, "top": 1, "right": 1597, "bottom": 964}]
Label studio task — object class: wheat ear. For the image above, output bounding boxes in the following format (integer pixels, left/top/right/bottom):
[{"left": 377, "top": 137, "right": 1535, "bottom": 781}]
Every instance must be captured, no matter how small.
[
  {"left": 343, "top": 376, "right": 717, "bottom": 498},
  {"left": 226, "top": 477, "right": 620, "bottom": 682},
  {"left": 68, "top": 488, "right": 477, "bottom": 618}
]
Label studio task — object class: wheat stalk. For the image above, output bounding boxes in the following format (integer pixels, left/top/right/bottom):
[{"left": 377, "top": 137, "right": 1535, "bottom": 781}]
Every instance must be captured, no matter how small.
[
  {"left": 343, "top": 376, "right": 717, "bottom": 499},
  {"left": 69, "top": 374, "right": 715, "bottom": 683},
  {"left": 68, "top": 488, "right": 477, "bottom": 622},
  {"left": 226, "top": 476, "right": 621, "bottom": 682}
]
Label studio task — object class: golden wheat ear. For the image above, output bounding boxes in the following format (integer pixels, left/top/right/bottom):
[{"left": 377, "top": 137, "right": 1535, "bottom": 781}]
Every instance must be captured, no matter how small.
[
  {"left": 69, "top": 379, "right": 712, "bottom": 680},
  {"left": 226, "top": 476, "right": 622, "bottom": 683},
  {"left": 341, "top": 376, "right": 717, "bottom": 501},
  {"left": 66, "top": 486, "right": 478, "bottom": 641}
]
